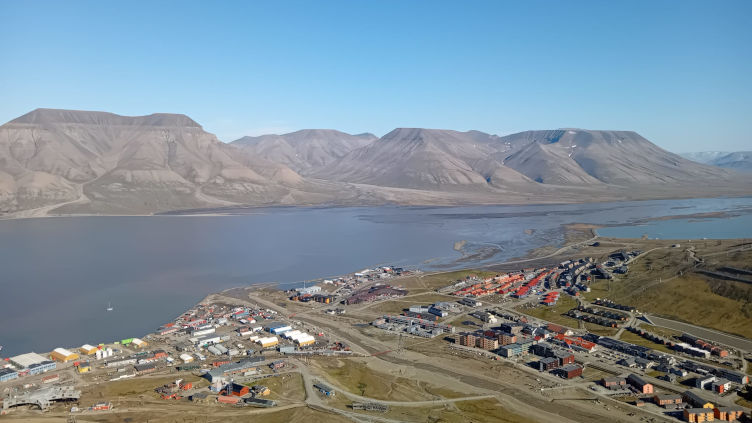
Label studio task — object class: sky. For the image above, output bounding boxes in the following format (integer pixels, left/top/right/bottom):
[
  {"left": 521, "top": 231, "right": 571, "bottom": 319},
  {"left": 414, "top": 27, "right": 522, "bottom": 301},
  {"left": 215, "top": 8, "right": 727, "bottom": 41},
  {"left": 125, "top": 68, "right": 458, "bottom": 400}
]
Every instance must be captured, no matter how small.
[{"left": 1, "top": 1, "right": 751, "bottom": 152}]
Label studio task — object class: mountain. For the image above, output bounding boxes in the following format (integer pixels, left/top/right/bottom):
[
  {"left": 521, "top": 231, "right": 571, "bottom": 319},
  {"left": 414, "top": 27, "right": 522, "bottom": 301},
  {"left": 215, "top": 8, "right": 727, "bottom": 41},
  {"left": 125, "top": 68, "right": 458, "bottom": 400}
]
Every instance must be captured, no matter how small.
[
  {"left": 498, "top": 129, "right": 733, "bottom": 185},
  {"left": 1, "top": 109, "right": 750, "bottom": 217},
  {"left": 311, "top": 128, "right": 538, "bottom": 190},
  {"left": 232, "top": 129, "right": 376, "bottom": 174},
  {"left": 682, "top": 151, "right": 752, "bottom": 172},
  {"left": 0, "top": 109, "right": 341, "bottom": 214},
  {"left": 314, "top": 128, "right": 739, "bottom": 191}
]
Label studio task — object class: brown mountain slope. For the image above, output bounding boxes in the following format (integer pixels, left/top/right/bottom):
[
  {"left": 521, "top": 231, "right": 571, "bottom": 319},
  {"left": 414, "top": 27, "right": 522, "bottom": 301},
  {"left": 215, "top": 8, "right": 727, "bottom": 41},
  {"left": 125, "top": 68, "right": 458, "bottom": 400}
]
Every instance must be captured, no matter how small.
[
  {"left": 1, "top": 110, "right": 750, "bottom": 216},
  {"left": 311, "top": 128, "right": 535, "bottom": 191},
  {"left": 232, "top": 129, "right": 376, "bottom": 174},
  {"left": 0, "top": 109, "right": 317, "bottom": 214},
  {"left": 499, "top": 129, "right": 734, "bottom": 185}
]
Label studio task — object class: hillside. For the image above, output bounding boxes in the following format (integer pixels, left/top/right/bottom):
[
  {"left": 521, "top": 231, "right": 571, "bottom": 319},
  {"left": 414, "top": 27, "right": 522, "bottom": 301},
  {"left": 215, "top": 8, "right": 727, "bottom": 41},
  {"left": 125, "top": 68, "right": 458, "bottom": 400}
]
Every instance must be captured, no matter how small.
[
  {"left": 232, "top": 129, "right": 376, "bottom": 174},
  {"left": 315, "top": 127, "right": 742, "bottom": 191},
  {"left": 1, "top": 109, "right": 750, "bottom": 217},
  {"left": 0, "top": 109, "right": 344, "bottom": 215},
  {"left": 312, "top": 128, "right": 537, "bottom": 191},
  {"left": 682, "top": 151, "right": 752, "bottom": 172}
]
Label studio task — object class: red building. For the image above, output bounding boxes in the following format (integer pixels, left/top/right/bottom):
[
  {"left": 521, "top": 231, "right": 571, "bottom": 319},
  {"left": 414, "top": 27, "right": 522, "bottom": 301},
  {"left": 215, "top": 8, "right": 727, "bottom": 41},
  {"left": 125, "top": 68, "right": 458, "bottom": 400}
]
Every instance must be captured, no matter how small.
[
  {"left": 477, "top": 336, "right": 498, "bottom": 350},
  {"left": 221, "top": 383, "right": 250, "bottom": 397},
  {"left": 497, "top": 333, "right": 517, "bottom": 346},
  {"left": 627, "top": 374, "right": 653, "bottom": 394},
  {"left": 459, "top": 333, "right": 477, "bottom": 347},
  {"left": 601, "top": 377, "right": 626, "bottom": 389},
  {"left": 557, "top": 364, "right": 583, "bottom": 379},
  {"left": 217, "top": 395, "right": 240, "bottom": 405}
]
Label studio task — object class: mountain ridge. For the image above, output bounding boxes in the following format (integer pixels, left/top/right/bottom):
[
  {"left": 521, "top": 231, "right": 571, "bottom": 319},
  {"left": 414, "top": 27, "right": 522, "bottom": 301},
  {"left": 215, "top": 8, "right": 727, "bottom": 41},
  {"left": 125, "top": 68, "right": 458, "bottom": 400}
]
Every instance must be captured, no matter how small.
[
  {"left": 1, "top": 108, "right": 750, "bottom": 217},
  {"left": 682, "top": 151, "right": 752, "bottom": 172}
]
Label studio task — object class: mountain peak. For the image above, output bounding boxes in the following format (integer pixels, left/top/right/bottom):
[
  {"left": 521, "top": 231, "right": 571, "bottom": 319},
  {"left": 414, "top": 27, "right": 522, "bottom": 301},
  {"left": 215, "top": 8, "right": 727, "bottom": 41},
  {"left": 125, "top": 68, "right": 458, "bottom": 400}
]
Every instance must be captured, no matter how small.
[{"left": 9, "top": 108, "right": 201, "bottom": 128}]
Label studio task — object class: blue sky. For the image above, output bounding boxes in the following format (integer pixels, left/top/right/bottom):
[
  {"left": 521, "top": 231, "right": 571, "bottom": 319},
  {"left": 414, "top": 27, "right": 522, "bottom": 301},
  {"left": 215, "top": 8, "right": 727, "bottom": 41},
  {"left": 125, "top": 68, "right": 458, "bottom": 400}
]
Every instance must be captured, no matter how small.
[{"left": 1, "top": 1, "right": 750, "bottom": 151}]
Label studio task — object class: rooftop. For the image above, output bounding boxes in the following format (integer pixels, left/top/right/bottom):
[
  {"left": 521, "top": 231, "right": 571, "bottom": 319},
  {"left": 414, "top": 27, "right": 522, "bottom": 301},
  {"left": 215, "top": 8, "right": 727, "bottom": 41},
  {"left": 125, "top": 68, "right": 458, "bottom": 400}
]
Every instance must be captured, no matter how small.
[{"left": 10, "top": 352, "right": 49, "bottom": 368}]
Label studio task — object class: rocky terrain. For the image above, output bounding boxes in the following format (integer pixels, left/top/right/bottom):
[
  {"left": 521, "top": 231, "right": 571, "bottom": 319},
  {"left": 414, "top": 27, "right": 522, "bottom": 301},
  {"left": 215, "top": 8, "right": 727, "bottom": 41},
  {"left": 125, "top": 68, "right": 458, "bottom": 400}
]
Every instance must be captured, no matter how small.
[{"left": 1, "top": 108, "right": 750, "bottom": 217}]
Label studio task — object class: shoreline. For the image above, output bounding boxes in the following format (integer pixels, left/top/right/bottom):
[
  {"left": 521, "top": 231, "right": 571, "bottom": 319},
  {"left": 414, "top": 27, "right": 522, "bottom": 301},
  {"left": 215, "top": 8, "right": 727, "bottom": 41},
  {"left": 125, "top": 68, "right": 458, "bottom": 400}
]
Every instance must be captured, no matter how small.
[
  {"left": 3, "top": 201, "right": 752, "bottom": 357},
  {"left": 2, "top": 194, "right": 751, "bottom": 222}
]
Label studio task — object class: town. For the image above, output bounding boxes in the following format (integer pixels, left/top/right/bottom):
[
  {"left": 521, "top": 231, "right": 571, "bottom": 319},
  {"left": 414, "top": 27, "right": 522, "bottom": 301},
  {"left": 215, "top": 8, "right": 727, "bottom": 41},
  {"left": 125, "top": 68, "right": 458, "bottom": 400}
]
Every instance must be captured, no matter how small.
[{"left": 2, "top": 239, "right": 751, "bottom": 423}]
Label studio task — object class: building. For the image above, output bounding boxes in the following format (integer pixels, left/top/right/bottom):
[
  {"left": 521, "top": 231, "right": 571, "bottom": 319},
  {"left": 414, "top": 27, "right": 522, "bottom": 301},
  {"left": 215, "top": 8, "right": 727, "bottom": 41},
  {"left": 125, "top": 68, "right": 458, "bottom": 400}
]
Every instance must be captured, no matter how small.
[
  {"left": 270, "top": 326, "right": 292, "bottom": 335},
  {"left": 153, "top": 350, "right": 168, "bottom": 359},
  {"left": 221, "top": 382, "right": 250, "bottom": 397},
  {"left": 711, "top": 379, "right": 730, "bottom": 394},
  {"left": 244, "top": 397, "right": 277, "bottom": 407},
  {"left": 132, "top": 338, "right": 148, "bottom": 348},
  {"left": 41, "top": 374, "right": 60, "bottom": 384},
  {"left": 459, "top": 333, "right": 477, "bottom": 347},
  {"left": 297, "top": 285, "right": 322, "bottom": 295},
  {"left": 658, "top": 374, "right": 677, "bottom": 383},
  {"left": 206, "top": 358, "right": 264, "bottom": 383},
  {"left": 28, "top": 361, "right": 57, "bottom": 375},
  {"left": 314, "top": 383, "right": 335, "bottom": 397},
  {"left": 546, "top": 323, "right": 572, "bottom": 336},
  {"left": 477, "top": 336, "right": 499, "bottom": 350},
  {"left": 715, "top": 368, "right": 749, "bottom": 385},
  {"left": 554, "top": 350, "right": 575, "bottom": 366},
  {"left": 50, "top": 348, "right": 79, "bottom": 362},
  {"left": 270, "top": 360, "right": 286, "bottom": 370},
  {"left": 653, "top": 394, "right": 682, "bottom": 407},
  {"left": 627, "top": 374, "right": 653, "bottom": 394},
  {"left": 79, "top": 344, "right": 98, "bottom": 355},
  {"left": 134, "top": 362, "right": 158, "bottom": 374},
  {"left": 713, "top": 406, "right": 745, "bottom": 421},
  {"left": 251, "top": 385, "right": 271, "bottom": 396},
  {"left": 0, "top": 368, "right": 19, "bottom": 382},
  {"left": 683, "top": 390, "right": 714, "bottom": 409},
  {"left": 500, "top": 323, "right": 523, "bottom": 335},
  {"left": 684, "top": 408, "right": 714, "bottom": 423},
  {"left": 498, "top": 343, "right": 524, "bottom": 358},
  {"left": 295, "top": 335, "right": 316, "bottom": 347},
  {"left": 10, "top": 352, "right": 50, "bottom": 369},
  {"left": 556, "top": 364, "right": 583, "bottom": 379},
  {"left": 77, "top": 362, "right": 91, "bottom": 373},
  {"left": 696, "top": 375, "right": 717, "bottom": 390},
  {"left": 538, "top": 357, "right": 559, "bottom": 372},
  {"left": 497, "top": 332, "right": 517, "bottom": 346},
  {"left": 257, "top": 336, "right": 279, "bottom": 348},
  {"left": 217, "top": 395, "right": 241, "bottom": 405},
  {"left": 600, "top": 377, "right": 626, "bottom": 390}
]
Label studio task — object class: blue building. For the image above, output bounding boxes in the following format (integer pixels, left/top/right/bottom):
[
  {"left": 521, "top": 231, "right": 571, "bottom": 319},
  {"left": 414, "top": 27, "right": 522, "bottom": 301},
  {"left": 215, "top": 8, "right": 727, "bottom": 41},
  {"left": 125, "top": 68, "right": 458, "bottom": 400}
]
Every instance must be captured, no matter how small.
[
  {"left": 28, "top": 361, "right": 57, "bottom": 375},
  {"left": 0, "top": 368, "right": 19, "bottom": 382},
  {"left": 314, "top": 383, "right": 335, "bottom": 397}
]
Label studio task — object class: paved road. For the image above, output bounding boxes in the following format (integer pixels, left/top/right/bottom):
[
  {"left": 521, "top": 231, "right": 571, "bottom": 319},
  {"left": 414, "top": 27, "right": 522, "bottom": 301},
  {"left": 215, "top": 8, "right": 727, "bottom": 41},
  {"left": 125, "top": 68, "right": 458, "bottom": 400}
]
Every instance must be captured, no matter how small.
[{"left": 647, "top": 315, "right": 752, "bottom": 352}]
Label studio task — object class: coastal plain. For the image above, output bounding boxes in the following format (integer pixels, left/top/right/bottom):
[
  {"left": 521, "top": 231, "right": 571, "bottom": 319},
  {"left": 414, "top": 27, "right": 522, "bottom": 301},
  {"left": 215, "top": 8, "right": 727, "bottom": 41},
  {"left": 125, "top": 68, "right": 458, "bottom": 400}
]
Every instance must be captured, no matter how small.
[{"left": 3, "top": 228, "right": 751, "bottom": 422}]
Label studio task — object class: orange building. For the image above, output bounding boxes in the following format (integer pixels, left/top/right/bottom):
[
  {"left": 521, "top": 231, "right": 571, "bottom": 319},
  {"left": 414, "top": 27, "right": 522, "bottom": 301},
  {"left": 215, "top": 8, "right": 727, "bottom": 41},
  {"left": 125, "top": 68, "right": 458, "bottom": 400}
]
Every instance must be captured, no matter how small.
[
  {"left": 684, "top": 408, "right": 714, "bottom": 423},
  {"left": 713, "top": 406, "right": 744, "bottom": 421}
]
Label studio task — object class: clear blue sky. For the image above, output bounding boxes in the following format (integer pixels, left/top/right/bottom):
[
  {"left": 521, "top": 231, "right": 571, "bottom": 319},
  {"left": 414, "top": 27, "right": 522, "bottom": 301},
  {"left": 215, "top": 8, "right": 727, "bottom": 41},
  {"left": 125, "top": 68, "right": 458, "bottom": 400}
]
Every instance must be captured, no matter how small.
[{"left": 1, "top": 0, "right": 750, "bottom": 151}]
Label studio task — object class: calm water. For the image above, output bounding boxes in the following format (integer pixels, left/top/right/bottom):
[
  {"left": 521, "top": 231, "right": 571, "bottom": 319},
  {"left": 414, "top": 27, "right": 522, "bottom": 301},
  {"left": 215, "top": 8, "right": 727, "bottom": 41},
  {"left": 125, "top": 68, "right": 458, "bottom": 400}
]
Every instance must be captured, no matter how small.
[{"left": 1, "top": 197, "right": 751, "bottom": 356}]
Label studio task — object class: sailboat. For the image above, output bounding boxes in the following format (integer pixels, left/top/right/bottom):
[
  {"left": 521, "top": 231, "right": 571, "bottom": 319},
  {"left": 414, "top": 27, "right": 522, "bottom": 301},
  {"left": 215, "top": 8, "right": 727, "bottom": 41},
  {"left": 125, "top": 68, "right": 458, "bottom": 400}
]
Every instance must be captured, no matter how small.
[{"left": 106, "top": 302, "right": 114, "bottom": 312}]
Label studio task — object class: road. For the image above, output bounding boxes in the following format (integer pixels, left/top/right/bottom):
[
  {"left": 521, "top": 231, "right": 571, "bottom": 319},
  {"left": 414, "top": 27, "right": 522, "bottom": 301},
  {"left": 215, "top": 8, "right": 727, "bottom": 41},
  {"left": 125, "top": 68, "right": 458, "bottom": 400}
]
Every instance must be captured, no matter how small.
[
  {"left": 247, "top": 292, "right": 677, "bottom": 423},
  {"left": 647, "top": 315, "right": 752, "bottom": 352}
]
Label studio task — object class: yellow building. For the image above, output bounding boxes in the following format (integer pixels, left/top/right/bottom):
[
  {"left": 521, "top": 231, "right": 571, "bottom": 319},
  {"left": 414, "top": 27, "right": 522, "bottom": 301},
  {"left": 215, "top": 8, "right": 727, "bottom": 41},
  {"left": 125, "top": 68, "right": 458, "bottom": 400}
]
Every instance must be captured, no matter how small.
[
  {"left": 50, "top": 348, "right": 79, "bottom": 362},
  {"left": 77, "top": 362, "right": 91, "bottom": 373},
  {"left": 132, "top": 338, "right": 148, "bottom": 348},
  {"left": 257, "top": 337, "right": 279, "bottom": 348},
  {"left": 79, "top": 344, "right": 98, "bottom": 355},
  {"left": 295, "top": 336, "right": 315, "bottom": 347}
]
